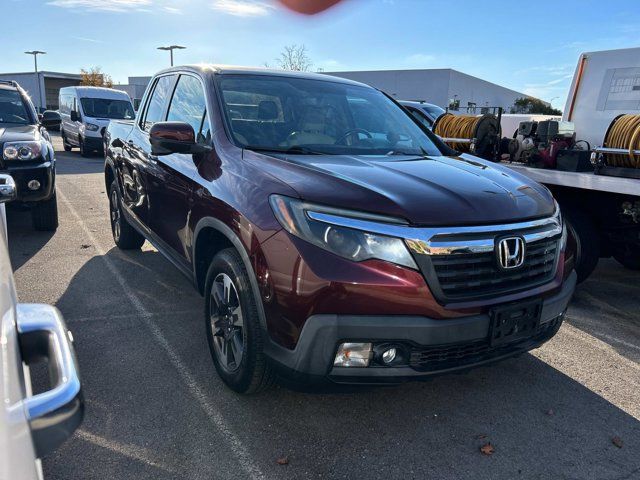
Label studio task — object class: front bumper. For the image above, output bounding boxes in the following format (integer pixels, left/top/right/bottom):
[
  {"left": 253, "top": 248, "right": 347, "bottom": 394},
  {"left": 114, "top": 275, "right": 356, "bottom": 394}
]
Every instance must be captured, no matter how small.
[
  {"left": 2, "top": 161, "right": 55, "bottom": 202},
  {"left": 83, "top": 135, "right": 104, "bottom": 152},
  {"left": 266, "top": 270, "right": 576, "bottom": 384}
]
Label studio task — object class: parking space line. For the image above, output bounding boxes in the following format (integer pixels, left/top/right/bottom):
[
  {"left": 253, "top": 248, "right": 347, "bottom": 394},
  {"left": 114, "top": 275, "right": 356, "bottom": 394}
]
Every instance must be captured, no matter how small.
[
  {"left": 58, "top": 189, "right": 267, "bottom": 480},
  {"left": 65, "top": 309, "right": 202, "bottom": 324},
  {"left": 76, "top": 430, "right": 177, "bottom": 474}
]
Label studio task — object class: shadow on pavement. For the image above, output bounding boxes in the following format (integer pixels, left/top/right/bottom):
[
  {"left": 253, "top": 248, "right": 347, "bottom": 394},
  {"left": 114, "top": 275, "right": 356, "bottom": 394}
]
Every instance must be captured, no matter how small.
[
  {"left": 568, "top": 259, "right": 640, "bottom": 364},
  {"left": 6, "top": 204, "right": 55, "bottom": 271},
  {"left": 40, "top": 245, "right": 640, "bottom": 480}
]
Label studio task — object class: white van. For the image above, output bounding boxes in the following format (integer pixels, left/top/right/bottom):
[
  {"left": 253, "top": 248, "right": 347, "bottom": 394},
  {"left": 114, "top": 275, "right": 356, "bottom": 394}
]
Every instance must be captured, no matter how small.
[{"left": 59, "top": 86, "right": 134, "bottom": 157}]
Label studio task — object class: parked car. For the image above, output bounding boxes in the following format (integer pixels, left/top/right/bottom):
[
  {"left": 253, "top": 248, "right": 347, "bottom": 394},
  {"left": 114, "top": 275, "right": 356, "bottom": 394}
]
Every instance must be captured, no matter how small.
[
  {"left": 59, "top": 86, "right": 134, "bottom": 157},
  {"left": 105, "top": 66, "right": 576, "bottom": 393},
  {"left": 0, "top": 80, "right": 60, "bottom": 231},
  {"left": 400, "top": 100, "right": 446, "bottom": 129},
  {"left": 0, "top": 173, "right": 83, "bottom": 479}
]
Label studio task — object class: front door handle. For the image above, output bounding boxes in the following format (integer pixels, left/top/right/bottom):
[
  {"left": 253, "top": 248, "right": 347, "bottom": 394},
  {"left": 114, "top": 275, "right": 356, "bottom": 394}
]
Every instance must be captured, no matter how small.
[{"left": 17, "top": 304, "right": 83, "bottom": 458}]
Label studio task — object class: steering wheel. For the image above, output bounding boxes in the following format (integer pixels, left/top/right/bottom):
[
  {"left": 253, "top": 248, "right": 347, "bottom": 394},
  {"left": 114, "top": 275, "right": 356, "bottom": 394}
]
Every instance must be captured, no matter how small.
[{"left": 335, "top": 128, "right": 372, "bottom": 145}]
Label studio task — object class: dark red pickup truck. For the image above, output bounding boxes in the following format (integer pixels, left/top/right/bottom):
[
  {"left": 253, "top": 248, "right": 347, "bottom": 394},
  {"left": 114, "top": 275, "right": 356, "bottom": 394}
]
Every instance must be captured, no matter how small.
[{"left": 104, "top": 65, "right": 576, "bottom": 393}]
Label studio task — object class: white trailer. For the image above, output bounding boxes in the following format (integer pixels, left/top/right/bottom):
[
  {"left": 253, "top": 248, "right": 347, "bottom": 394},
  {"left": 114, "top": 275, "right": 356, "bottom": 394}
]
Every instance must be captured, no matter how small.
[{"left": 501, "top": 47, "right": 640, "bottom": 282}]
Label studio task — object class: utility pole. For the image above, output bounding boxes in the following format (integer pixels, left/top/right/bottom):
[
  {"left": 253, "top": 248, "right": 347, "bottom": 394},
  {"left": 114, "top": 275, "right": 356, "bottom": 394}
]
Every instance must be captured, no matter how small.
[
  {"left": 24, "top": 50, "right": 46, "bottom": 112},
  {"left": 157, "top": 45, "right": 186, "bottom": 67}
]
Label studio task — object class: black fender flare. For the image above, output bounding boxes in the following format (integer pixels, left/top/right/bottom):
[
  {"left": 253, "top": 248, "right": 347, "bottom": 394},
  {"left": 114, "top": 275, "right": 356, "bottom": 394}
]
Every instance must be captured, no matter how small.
[
  {"left": 104, "top": 157, "right": 120, "bottom": 194},
  {"left": 192, "top": 217, "right": 268, "bottom": 332}
]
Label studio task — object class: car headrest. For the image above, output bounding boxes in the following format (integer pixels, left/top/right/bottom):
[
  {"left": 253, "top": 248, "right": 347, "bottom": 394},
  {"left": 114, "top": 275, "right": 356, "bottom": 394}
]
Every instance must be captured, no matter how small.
[{"left": 258, "top": 101, "right": 279, "bottom": 121}]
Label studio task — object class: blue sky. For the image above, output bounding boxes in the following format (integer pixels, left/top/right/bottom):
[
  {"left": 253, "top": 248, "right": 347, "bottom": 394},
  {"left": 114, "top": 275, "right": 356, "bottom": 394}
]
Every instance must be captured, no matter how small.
[{"left": 2, "top": 0, "right": 639, "bottom": 109}]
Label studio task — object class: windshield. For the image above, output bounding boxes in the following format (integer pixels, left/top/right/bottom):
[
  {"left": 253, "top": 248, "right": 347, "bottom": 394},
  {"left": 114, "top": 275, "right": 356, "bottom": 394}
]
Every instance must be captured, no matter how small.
[
  {"left": 80, "top": 97, "right": 135, "bottom": 119},
  {"left": 218, "top": 74, "right": 442, "bottom": 156},
  {"left": 424, "top": 104, "right": 445, "bottom": 119},
  {"left": 0, "top": 89, "right": 32, "bottom": 125}
]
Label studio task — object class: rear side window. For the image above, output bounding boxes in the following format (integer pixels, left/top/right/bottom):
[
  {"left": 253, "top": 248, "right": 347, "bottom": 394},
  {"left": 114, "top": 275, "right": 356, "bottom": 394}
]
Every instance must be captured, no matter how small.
[
  {"left": 142, "top": 75, "right": 174, "bottom": 131},
  {"left": 407, "top": 107, "right": 433, "bottom": 128},
  {"left": 167, "top": 75, "right": 211, "bottom": 144}
]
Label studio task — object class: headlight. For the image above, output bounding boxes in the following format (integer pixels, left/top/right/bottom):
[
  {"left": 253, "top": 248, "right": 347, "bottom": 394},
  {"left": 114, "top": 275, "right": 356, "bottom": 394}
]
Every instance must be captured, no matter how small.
[
  {"left": 555, "top": 201, "right": 568, "bottom": 251},
  {"left": 269, "top": 195, "right": 418, "bottom": 269},
  {"left": 85, "top": 123, "right": 99, "bottom": 132},
  {"left": 3, "top": 141, "right": 44, "bottom": 161}
]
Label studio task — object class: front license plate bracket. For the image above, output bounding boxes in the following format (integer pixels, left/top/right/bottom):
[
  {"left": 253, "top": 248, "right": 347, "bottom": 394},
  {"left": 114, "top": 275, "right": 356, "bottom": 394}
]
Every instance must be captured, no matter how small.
[{"left": 489, "top": 299, "right": 542, "bottom": 347}]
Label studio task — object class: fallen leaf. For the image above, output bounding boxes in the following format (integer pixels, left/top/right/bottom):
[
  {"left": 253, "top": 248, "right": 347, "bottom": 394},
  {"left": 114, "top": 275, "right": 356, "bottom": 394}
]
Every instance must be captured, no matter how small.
[
  {"left": 480, "top": 443, "right": 495, "bottom": 456},
  {"left": 276, "top": 457, "right": 289, "bottom": 465},
  {"left": 545, "top": 409, "right": 555, "bottom": 416},
  {"left": 612, "top": 436, "right": 623, "bottom": 448},
  {"left": 80, "top": 244, "right": 91, "bottom": 249}
]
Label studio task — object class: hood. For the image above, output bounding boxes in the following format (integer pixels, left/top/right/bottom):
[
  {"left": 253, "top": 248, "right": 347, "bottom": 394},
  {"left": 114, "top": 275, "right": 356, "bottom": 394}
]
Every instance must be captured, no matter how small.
[
  {"left": 247, "top": 151, "right": 555, "bottom": 226},
  {"left": 0, "top": 124, "right": 41, "bottom": 144}
]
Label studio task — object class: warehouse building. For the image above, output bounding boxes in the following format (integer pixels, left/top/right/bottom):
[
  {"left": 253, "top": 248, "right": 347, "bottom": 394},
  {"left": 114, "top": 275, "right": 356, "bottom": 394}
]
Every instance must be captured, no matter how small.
[
  {"left": 0, "top": 71, "right": 82, "bottom": 112},
  {"left": 325, "top": 68, "right": 539, "bottom": 112}
]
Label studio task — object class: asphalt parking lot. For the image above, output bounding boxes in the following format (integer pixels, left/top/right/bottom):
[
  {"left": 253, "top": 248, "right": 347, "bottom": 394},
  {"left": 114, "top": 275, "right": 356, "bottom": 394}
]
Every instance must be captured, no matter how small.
[{"left": 7, "top": 134, "right": 640, "bottom": 480}]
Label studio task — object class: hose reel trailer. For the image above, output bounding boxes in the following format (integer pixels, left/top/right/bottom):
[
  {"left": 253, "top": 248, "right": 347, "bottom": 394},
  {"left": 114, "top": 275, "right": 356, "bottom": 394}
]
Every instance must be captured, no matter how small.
[
  {"left": 591, "top": 113, "right": 640, "bottom": 179},
  {"left": 433, "top": 111, "right": 502, "bottom": 161}
]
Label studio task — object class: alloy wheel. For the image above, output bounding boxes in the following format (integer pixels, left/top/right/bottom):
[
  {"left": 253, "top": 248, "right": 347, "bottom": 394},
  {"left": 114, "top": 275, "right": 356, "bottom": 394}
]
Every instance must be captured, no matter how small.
[
  {"left": 110, "top": 189, "right": 121, "bottom": 242},
  {"left": 210, "top": 273, "right": 245, "bottom": 373}
]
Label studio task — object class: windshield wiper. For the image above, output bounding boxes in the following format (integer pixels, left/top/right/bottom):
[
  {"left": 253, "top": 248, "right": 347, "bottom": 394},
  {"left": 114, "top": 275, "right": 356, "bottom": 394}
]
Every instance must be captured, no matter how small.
[{"left": 244, "top": 145, "right": 324, "bottom": 155}]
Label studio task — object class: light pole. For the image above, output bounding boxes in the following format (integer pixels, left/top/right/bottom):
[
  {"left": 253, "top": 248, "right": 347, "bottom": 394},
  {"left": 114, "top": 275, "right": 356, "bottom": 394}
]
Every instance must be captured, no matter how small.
[
  {"left": 157, "top": 45, "right": 186, "bottom": 67},
  {"left": 25, "top": 50, "right": 46, "bottom": 112}
]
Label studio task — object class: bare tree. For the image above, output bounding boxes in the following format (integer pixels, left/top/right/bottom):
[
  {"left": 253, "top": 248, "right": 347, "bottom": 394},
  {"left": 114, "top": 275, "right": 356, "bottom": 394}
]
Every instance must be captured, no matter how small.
[
  {"left": 80, "top": 67, "right": 113, "bottom": 88},
  {"left": 276, "top": 44, "right": 313, "bottom": 72}
]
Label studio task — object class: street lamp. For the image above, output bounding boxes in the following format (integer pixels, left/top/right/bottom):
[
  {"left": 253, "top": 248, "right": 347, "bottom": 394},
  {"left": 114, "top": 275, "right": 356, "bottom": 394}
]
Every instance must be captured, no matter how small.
[
  {"left": 24, "top": 50, "right": 46, "bottom": 112},
  {"left": 157, "top": 45, "right": 186, "bottom": 67}
]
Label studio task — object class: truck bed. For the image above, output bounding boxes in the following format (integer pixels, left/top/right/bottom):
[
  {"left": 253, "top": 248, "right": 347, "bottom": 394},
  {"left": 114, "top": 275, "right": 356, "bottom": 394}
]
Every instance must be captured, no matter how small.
[{"left": 500, "top": 162, "right": 638, "bottom": 196}]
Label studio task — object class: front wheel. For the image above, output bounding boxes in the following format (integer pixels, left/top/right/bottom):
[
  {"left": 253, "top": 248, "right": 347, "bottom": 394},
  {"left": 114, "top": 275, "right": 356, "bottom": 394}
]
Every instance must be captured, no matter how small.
[
  {"left": 109, "top": 182, "right": 145, "bottom": 249},
  {"left": 79, "top": 136, "right": 91, "bottom": 157},
  {"left": 32, "top": 194, "right": 59, "bottom": 231},
  {"left": 564, "top": 205, "right": 600, "bottom": 283},
  {"left": 61, "top": 130, "right": 72, "bottom": 152},
  {"left": 204, "top": 248, "right": 273, "bottom": 394}
]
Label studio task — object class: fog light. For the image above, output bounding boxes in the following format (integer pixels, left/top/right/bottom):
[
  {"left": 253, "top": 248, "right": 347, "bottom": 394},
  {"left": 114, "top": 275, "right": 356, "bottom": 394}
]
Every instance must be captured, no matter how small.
[
  {"left": 334, "top": 342, "right": 372, "bottom": 367},
  {"left": 27, "top": 180, "right": 40, "bottom": 190},
  {"left": 382, "top": 348, "right": 397, "bottom": 364}
]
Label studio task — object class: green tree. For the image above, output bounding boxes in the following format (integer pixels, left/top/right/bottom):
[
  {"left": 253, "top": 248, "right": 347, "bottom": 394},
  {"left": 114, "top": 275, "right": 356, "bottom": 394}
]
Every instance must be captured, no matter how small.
[
  {"left": 510, "top": 97, "right": 562, "bottom": 115},
  {"left": 80, "top": 67, "right": 113, "bottom": 88}
]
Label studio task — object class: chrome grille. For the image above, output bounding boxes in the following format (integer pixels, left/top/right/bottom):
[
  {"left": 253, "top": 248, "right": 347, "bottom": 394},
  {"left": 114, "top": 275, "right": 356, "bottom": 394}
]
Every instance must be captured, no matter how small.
[{"left": 429, "top": 237, "right": 558, "bottom": 300}]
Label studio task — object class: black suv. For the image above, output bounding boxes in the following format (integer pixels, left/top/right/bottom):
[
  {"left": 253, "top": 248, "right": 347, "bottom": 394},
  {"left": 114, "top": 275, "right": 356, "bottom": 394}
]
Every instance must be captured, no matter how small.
[{"left": 0, "top": 80, "right": 61, "bottom": 230}]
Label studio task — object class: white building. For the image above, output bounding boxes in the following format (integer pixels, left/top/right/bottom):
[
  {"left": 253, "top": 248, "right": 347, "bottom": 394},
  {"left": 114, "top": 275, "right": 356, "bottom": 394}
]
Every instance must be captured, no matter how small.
[
  {"left": 0, "top": 71, "right": 81, "bottom": 111},
  {"left": 325, "top": 68, "right": 542, "bottom": 112}
]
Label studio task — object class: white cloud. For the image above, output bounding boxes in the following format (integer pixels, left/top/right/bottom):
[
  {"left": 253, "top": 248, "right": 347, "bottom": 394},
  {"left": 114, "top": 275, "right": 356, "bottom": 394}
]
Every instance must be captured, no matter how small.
[
  {"left": 210, "top": 0, "right": 274, "bottom": 17},
  {"left": 48, "top": 0, "right": 152, "bottom": 12},
  {"left": 164, "top": 5, "right": 182, "bottom": 13},
  {"left": 72, "top": 36, "right": 106, "bottom": 43}
]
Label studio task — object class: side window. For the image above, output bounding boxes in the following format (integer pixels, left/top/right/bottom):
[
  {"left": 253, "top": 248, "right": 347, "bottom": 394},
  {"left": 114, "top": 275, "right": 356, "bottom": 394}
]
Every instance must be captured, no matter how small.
[
  {"left": 142, "top": 75, "right": 174, "bottom": 132},
  {"left": 408, "top": 107, "right": 433, "bottom": 129},
  {"left": 167, "top": 75, "right": 211, "bottom": 144}
]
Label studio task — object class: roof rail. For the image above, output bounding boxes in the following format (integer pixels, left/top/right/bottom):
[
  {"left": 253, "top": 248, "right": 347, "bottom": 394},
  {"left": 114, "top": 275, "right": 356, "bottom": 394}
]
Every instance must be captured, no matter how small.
[{"left": 0, "top": 80, "right": 19, "bottom": 87}]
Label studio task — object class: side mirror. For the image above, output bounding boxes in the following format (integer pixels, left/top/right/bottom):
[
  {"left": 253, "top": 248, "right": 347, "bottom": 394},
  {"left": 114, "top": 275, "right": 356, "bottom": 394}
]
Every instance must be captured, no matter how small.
[
  {"left": 0, "top": 174, "right": 17, "bottom": 204},
  {"left": 149, "top": 122, "right": 211, "bottom": 156},
  {"left": 41, "top": 110, "right": 62, "bottom": 129},
  {"left": 70, "top": 110, "right": 80, "bottom": 122}
]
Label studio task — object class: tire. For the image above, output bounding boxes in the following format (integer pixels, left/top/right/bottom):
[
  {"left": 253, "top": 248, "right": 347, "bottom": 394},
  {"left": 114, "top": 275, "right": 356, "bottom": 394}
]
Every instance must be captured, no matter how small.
[
  {"left": 563, "top": 205, "right": 600, "bottom": 283},
  {"left": 108, "top": 182, "right": 145, "bottom": 250},
  {"left": 79, "top": 136, "right": 91, "bottom": 157},
  {"left": 31, "top": 193, "right": 59, "bottom": 231},
  {"left": 204, "top": 248, "right": 274, "bottom": 394},
  {"left": 61, "top": 130, "right": 72, "bottom": 152},
  {"left": 613, "top": 244, "right": 640, "bottom": 270}
]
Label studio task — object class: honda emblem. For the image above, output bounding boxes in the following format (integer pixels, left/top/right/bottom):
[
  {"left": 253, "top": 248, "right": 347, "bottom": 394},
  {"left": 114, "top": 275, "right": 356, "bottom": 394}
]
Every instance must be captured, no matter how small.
[{"left": 497, "top": 237, "right": 525, "bottom": 269}]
